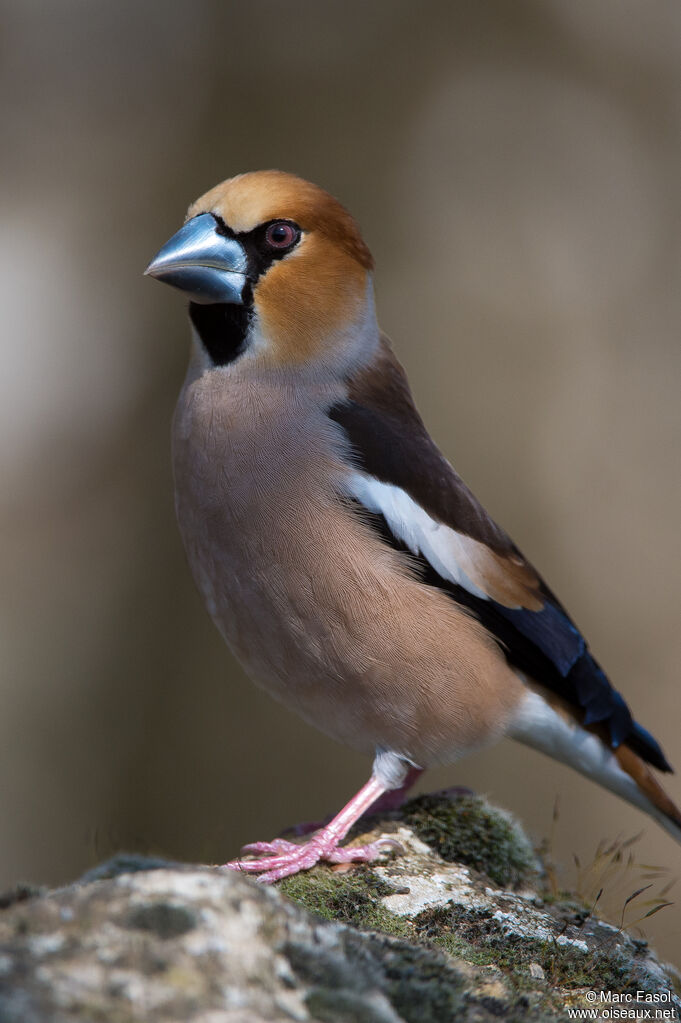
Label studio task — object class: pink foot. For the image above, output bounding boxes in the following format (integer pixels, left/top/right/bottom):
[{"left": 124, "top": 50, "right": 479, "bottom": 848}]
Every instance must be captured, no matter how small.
[
  {"left": 224, "top": 833, "right": 401, "bottom": 883},
  {"left": 222, "top": 774, "right": 404, "bottom": 883}
]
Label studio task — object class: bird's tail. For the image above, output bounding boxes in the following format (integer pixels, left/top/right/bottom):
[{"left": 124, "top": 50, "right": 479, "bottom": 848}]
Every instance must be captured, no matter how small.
[
  {"left": 509, "top": 689, "right": 681, "bottom": 845},
  {"left": 613, "top": 744, "right": 681, "bottom": 844}
]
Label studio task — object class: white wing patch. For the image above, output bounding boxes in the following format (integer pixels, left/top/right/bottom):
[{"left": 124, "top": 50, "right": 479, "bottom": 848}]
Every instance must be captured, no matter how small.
[{"left": 345, "top": 471, "right": 493, "bottom": 601}]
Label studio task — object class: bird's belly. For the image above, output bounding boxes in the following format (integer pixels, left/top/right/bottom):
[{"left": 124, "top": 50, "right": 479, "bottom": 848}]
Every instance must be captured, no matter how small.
[
  {"left": 176, "top": 490, "right": 524, "bottom": 767},
  {"left": 172, "top": 379, "right": 525, "bottom": 767},
  {"left": 174, "top": 498, "right": 389, "bottom": 756}
]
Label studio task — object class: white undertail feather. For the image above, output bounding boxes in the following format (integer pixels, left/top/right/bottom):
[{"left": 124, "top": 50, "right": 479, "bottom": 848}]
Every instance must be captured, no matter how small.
[{"left": 509, "top": 689, "right": 681, "bottom": 843}]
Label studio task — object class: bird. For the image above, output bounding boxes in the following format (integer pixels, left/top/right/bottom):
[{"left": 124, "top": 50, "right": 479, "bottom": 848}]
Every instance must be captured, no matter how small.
[{"left": 145, "top": 170, "right": 681, "bottom": 883}]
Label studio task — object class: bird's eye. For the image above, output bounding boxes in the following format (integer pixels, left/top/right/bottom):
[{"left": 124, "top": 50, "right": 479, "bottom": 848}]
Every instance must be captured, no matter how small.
[{"left": 264, "top": 221, "right": 299, "bottom": 250}]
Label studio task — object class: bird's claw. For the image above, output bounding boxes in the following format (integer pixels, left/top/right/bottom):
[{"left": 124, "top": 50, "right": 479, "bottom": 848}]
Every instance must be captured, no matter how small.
[
  {"left": 223, "top": 834, "right": 402, "bottom": 883},
  {"left": 240, "top": 838, "right": 300, "bottom": 855}
]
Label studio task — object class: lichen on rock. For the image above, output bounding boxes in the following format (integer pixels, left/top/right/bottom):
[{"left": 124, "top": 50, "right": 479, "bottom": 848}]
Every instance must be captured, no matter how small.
[
  {"left": 0, "top": 792, "right": 678, "bottom": 1022},
  {"left": 400, "top": 791, "right": 538, "bottom": 888}
]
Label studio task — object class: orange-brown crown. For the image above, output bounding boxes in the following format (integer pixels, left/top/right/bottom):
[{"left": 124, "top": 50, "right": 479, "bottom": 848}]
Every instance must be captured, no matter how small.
[{"left": 187, "top": 170, "right": 373, "bottom": 272}]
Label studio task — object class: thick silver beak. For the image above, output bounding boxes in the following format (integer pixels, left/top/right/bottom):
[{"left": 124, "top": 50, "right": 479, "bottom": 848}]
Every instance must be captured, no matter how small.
[{"left": 144, "top": 213, "right": 248, "bottom": 305}]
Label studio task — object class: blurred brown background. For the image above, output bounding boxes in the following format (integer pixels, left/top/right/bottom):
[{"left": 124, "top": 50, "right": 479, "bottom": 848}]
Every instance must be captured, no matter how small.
[{"left": 1, "top": 0, "right": 680, "bottom": 962}]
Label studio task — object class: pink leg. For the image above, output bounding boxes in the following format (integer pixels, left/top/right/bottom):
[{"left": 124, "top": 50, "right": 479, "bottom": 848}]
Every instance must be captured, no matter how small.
[
  {"left": 284, "top": 766, "right": 425, "bottom": 838},
  {"left": 368, "top": 766, "right": 423, "bottom": 813},
  {"left": 223, "top": 775, "right": 402, "bottom": 884}
]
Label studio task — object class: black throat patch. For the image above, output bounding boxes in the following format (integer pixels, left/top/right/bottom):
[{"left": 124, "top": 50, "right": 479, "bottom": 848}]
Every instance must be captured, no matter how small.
[
  {"left": 189, "top": 289, "right": 253, "bottom": 367},
  {"left": 188, "top": 215, "right": 300, "bottom": 368}
]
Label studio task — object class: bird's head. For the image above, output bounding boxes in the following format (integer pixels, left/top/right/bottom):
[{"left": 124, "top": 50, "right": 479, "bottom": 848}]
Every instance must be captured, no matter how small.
[{"left": 145, "top": 170, "right": 377, "bottom": 376}]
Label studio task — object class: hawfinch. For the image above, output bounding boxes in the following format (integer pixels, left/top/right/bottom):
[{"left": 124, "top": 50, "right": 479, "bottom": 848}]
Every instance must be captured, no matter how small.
[{"left": 146, "top": 171, "right": 680, "bottom": 883}]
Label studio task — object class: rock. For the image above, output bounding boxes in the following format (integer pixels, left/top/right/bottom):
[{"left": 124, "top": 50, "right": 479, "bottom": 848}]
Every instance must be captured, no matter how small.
[
  {"left": 0, "top": 794, "right": 678, "bottom": 1022},
  {"left": 528, "top": 962, "right": 546, "bottom": 982}
]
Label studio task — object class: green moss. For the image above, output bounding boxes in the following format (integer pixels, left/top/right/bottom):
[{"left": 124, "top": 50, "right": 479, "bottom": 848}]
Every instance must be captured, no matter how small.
[
  {"left": 413, "top": 909, "right": 496, "bottom": 967},
  {"left": 276, "top": 796, "right": 673, "bottom": 1014},
  {"left": 412, "top": 903, "right": 642, "bottom": 995},
  {"left": 277, "top": 822, "right": 627, "bottom": 998},
  {"left": 279, "top": 866, "right": 411, "bottom": 939},
  {"left": 402, "top": 793, "right": 536, "bottom": 889}
]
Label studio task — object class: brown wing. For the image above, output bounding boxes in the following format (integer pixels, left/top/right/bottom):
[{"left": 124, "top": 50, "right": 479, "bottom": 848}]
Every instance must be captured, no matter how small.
[
  {"left": 329, "top": 335, "right": 671, "bottom": 773},
  {"left": 331, "top": 335, "right": 543, "bottom": 609}
]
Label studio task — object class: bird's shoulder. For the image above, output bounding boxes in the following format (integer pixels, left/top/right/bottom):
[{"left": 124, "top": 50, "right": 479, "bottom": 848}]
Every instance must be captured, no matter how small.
[{"left": 330, "top": 335, "right": 544, "bottom": 609}]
